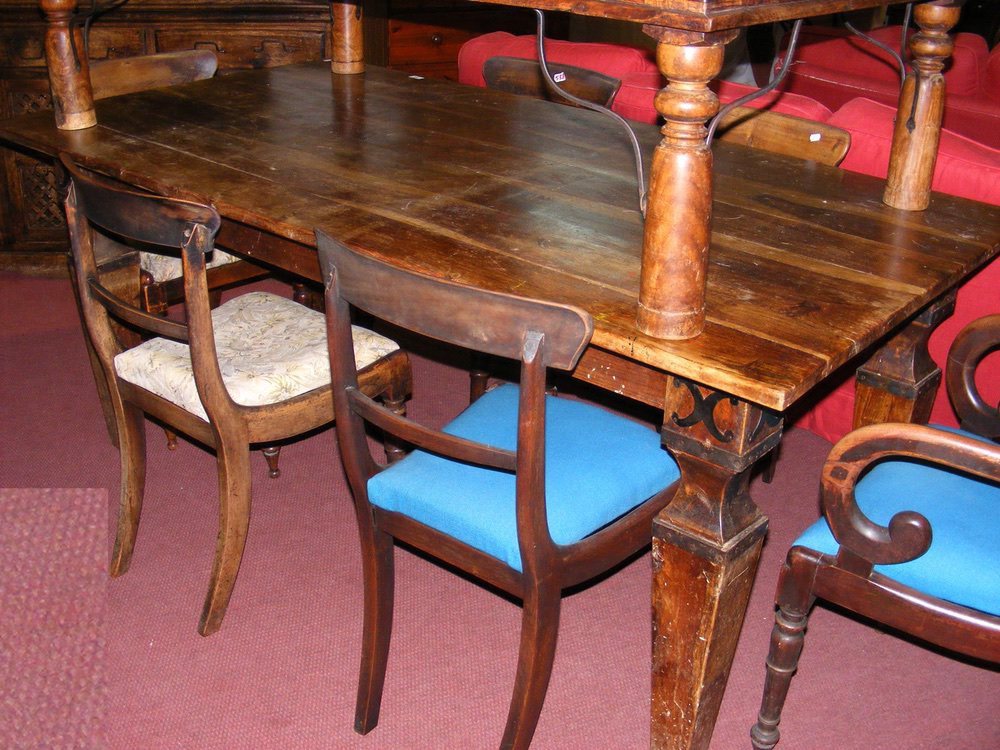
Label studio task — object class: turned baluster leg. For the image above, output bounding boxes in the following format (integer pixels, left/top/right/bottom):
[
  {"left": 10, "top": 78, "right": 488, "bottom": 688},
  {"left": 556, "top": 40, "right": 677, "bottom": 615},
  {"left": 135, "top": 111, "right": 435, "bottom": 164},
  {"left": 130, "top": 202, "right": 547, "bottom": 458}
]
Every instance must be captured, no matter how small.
[
  {"left": 883, "top": 1, "right": 961, "bottom": 210},
  {"left": 853, "top": 293, "right": 955, "bottom": 429},
  {"left": 750, "top": 549, "right": 818, "bottom": 750},
  {"left": 636, "top": 28, "right": 736, "bottom": 341},
  {"left": 330, "top": 1, "right": 364, "bottom": 75},
  {"left": 40, "top": 0, "right": 96, "bottom": 130},
  {"left": 651, "top": 378, "right": 781, "bottom": 749}
]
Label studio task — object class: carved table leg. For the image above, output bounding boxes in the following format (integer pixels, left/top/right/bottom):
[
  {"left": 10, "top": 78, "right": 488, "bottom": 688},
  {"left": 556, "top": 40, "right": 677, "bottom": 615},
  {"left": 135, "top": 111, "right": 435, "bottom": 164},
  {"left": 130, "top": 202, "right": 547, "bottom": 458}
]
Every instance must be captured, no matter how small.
[
  {"left": 652, "top": 378, "right": 782, "bottom": 749},
  {"left": 330, "top": 1, "right": 365, "bottom": 75},
  {"left": 883, "top": 1, "right": 961, "bottom": 210},
  {"left": 853, "top": 294, "right": 955, "bottom": 429},
  {"left": 636, "top": 27, "right": 736, "bottom": 341},
  {"left": 40, "top": 0, "right": 96, "bottom": 130}
]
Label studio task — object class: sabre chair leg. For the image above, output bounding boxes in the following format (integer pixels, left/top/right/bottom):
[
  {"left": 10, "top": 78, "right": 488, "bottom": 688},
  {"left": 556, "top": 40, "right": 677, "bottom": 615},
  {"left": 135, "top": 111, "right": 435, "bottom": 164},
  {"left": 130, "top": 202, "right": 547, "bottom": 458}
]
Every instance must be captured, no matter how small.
[
  {"left": 355, "top": 527, "right": 395, "bottom": 734},
  {"left": 110, "top": 402, "right": 147, "bottom": 576},
  {"left": 199, "top": 440, "right": 252, "bottom": 636},
  {"left": 500, "top": 584, "right": 561, "bottom": 750}
]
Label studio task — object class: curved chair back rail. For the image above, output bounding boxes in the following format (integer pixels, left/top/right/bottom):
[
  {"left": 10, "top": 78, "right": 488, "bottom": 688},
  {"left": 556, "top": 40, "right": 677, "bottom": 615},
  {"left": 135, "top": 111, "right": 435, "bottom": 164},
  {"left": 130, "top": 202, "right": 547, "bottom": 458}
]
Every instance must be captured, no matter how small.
[
  {"left": 714, "top": 105, "right": 851, "bottom": 166},
  {"left": 316, "top": 228, "right": 680, "bottom": 749},
  {"left": 483, "top": 55, "right": 622, "bottom": 109},
  {"left": 90, "top": 49, "right": 219, "bottom": 101}
]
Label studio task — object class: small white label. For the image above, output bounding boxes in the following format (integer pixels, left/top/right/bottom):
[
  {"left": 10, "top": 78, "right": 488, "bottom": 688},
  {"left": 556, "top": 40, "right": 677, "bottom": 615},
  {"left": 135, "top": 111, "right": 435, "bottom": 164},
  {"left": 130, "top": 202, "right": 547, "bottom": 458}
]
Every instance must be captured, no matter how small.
[
  {"left": 809, "top": 132, "right": 822, "bottom": 142},
  {"left": 553, "top": 71, "right": 567, "bottom": 83},
  {"left": 409, "top": 75, "right": 425, "bottom": 80}
]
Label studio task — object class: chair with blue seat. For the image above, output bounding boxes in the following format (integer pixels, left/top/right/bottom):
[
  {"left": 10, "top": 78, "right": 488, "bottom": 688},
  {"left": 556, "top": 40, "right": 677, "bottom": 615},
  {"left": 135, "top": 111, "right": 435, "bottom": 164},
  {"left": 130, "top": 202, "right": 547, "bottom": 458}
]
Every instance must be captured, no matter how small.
[
  {"left": 316, "top": 229, "right": 681, "bottom": 750},
  {"left": 750, "top": 314, "right": 1000, "bottom": 750}
]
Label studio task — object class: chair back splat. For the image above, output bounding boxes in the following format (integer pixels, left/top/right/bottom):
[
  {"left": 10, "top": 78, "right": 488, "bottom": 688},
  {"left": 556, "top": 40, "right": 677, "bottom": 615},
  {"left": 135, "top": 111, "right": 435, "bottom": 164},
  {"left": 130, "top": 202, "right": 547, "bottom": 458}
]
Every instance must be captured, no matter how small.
[
  {"left": 62, "top": 155, "right": 411, "bottom": 637},
  {"left": 317, "top": 229, "right": 680, "bottom": 749}
]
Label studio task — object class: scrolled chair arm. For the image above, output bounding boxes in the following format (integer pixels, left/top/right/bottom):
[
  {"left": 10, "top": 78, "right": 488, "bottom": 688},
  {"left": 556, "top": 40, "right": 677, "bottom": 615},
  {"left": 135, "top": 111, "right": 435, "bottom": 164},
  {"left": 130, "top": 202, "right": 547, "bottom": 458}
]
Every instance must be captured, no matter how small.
[
  {"left": 946, "top": 313, "right": 1000, "bottom": 439},
  {"left": 820, "top": 422, "right": 1000, "bottom": 567}
]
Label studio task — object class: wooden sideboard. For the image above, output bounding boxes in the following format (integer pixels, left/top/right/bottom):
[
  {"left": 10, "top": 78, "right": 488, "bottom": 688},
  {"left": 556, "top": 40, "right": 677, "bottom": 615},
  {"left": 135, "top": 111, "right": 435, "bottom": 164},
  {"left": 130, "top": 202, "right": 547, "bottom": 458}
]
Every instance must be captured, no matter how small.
[{"left": 0, "top": 0, "right": 535, "bottom": 274}]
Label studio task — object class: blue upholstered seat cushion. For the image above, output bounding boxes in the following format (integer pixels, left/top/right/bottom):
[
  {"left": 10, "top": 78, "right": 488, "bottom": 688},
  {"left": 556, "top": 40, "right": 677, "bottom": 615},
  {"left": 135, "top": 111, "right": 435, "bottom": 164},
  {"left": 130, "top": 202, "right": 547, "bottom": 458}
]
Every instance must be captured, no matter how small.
[
  {"left": 795, "top": 426, "right": 1000, "bottom": 615},
  {"left": 366, "top": 384, "right": 680, "bottom": 572}
]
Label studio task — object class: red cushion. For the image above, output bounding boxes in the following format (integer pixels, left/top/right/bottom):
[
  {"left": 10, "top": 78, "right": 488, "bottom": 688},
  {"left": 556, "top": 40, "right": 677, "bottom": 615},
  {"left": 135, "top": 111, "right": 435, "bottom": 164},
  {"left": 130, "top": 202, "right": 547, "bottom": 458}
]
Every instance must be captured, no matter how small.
[
  {"left": 779, "top": 26, "right": 989, "bottom": 98},
  {"left": 713, "top": 80, "right": 833, "bottom": 122},
  {"left": 591, "top": 75, "right": 836, "bottom": 125},
  {"left": 828, "top": 97, "right": 1000, "bottom": 205},
  {"left": 987, "top": 45, "right": 1000, "bottom": 105}
]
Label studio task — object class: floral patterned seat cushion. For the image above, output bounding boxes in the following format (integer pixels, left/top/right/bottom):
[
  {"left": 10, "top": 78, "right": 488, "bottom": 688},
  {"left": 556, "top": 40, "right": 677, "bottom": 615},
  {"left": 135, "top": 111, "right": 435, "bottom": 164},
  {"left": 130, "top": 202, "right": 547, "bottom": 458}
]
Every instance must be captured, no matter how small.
[
  {"left": 139, "top": 247, "right": 240, "bottom": 282},
  {"left": 114, "top": 292, "right": 399, "bottom": 421}
]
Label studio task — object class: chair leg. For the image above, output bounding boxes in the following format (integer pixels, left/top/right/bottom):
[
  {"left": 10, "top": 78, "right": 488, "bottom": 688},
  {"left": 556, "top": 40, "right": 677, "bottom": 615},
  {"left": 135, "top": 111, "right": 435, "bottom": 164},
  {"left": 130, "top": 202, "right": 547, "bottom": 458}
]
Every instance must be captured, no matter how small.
[
  {"left": 109, "top": 403, "right": 147, "bottom": 576},
  {"left": 381, "top": 384, "right": 409, "bottom": 465},
  {"left": 761, "top": 443, "right": 779, "bottom": 484},
  {"left": 499, "top": 584, "right": 561, "bottom": 750},
  {"left": 751, "top": 554, "right": 815, "bottom": 750},
  {"left": 354, "top": 527, "right": 395, "bottom": 735},
  {"left": 262, "top": 445, "right": 282, "bottom": 478},
  {"left": 165, "top": 428, "right": 179, "bottom": 450},
  {"left": 198, "top": 440, "right": 253, "bottom": 637}
]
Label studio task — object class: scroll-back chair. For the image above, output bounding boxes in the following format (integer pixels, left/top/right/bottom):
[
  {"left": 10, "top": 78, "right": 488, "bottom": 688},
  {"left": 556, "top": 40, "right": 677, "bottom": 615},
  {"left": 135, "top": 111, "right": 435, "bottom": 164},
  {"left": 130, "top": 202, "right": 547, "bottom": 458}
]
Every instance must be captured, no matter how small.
[
  {"left": 750, "top": 314, "right": 1000, "bottom": 749},
  {"left": 62, "top": 154, "right": 412, "bottom": 636},
  {"left": 317, "top": 229, "right": 681, "bottom": 749}
]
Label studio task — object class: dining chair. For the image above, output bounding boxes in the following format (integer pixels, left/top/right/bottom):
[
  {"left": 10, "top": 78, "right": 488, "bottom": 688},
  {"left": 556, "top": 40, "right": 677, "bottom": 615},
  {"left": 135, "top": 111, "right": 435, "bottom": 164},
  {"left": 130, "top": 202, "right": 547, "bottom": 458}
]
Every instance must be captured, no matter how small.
[
  {"left": 61, "top": 154, "right": 412, "bottom": 636},
  {"left": 750, "top": 314, "right": 1000, "bottom": 749},
  {"left": 316, "top": 229, "right": 681, "bottom": 749},
  {"left": 87, "top": 49, "right": 296, "bottom": 469}
]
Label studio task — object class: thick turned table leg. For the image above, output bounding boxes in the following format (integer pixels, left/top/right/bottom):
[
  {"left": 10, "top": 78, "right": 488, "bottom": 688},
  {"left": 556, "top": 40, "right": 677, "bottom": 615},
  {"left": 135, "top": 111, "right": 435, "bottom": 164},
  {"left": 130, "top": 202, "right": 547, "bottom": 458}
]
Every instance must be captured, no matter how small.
[
  {"left": 883, "top": 1, "right": 960, "bottom": 210},
  {"left": 40, "top": 0, "right": 96, "bottom": 130},
  {"left": 652, "top": 378, "right": 781, "bottom": 749},
  {"left": 330, "top": 1, "right": 365, "bottom": 74},
  {"left": 636, "top": 27, "right": 736, "bottom": 341},
  {"left": 853, "top": 293, "right": 955, "bottom": 428}
]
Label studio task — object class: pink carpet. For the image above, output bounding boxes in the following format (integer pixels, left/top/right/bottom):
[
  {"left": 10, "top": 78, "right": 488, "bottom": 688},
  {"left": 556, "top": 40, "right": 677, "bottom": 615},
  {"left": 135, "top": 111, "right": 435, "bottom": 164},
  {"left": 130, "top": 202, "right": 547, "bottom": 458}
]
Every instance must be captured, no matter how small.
[
  {"left": 0, "top": 488, "right": 109, "bottom": 748},
  {"left": 1, "top": 270, "right": 997, "bottom": 748}
]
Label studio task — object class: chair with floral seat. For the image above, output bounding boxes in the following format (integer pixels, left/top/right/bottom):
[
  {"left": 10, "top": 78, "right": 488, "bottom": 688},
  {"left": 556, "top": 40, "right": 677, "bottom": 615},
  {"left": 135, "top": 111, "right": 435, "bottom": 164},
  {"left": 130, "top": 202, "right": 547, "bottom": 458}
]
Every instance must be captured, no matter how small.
[
  {"left": 62, "top": 153, "right": 412, "bottom": 636},
  {"left": 317, "top": 228, "right": 681, "bottom": 749},
  {"left": 750, "top": 314, "right": 1000, "bottom": 749}
]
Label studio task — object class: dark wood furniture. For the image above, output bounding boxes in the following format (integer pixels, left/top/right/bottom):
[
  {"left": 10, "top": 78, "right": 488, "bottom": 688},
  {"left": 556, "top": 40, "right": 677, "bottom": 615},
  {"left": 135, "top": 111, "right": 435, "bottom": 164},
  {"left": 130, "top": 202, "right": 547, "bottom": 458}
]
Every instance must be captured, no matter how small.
[
  {"left": 0, "top": 1, "right": 543, "bottom": 274},
  {"left": 60, "top": 153, "right": 412, "bottom": 635},
  {"left": 2, "top": 59, "right": 995, "bottom": 747},
  {"left": 0, "top": 0, "right": 336, "bottom": 275},
  {"left": 318, "top": 229, "right": 679, "bottom": 749},
  {"left": 751, "top": 314, "right": 1000, "bottom": 749},
  {"left": 364, "top": 0, "right": 542, "bottom": 79}
]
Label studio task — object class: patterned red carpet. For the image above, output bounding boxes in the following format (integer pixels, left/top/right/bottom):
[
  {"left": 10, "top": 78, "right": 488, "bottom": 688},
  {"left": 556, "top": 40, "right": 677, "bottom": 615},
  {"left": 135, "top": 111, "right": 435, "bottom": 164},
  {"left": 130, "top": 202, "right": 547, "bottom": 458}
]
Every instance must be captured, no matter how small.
[{"left": 2, "top": 270, "right": 997, "bottom": 748}]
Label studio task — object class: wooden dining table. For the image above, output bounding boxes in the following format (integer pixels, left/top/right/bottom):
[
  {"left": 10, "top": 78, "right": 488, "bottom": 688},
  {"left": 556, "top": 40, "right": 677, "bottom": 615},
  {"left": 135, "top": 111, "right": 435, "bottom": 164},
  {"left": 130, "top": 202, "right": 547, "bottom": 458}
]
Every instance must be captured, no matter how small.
[{"left": 2, "top": 53, "right": 998, "bottom": 749}]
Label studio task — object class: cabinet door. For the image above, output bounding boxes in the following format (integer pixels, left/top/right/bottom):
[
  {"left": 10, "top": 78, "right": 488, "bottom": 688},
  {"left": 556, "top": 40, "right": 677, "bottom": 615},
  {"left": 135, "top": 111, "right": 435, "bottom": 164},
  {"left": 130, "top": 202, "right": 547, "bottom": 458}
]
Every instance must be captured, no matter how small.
[
  {"left": 0, "top": 74, "right": 68, "bottom": 269},
  {"left": 156, "top": 27, "right": 328, "bottom": 70}
]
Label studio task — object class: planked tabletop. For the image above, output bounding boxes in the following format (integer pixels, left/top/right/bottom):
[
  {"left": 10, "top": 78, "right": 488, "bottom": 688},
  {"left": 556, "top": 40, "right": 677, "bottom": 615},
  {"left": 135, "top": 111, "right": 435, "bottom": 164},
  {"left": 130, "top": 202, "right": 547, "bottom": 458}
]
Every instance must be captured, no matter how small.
[{"left": 2, "top": 62, "right": 996, "bottom": 410}]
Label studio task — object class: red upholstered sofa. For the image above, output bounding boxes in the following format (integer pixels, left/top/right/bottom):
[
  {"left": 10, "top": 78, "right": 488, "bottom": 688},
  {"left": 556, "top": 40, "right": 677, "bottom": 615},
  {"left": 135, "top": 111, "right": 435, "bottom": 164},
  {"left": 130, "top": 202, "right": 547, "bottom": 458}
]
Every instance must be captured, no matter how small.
[
  {"left": 457, "top": 33, "right": 1000, "bottom": 443},
  {"left": 774, "top": 25, "right": 1000, "bottom": 147}
]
